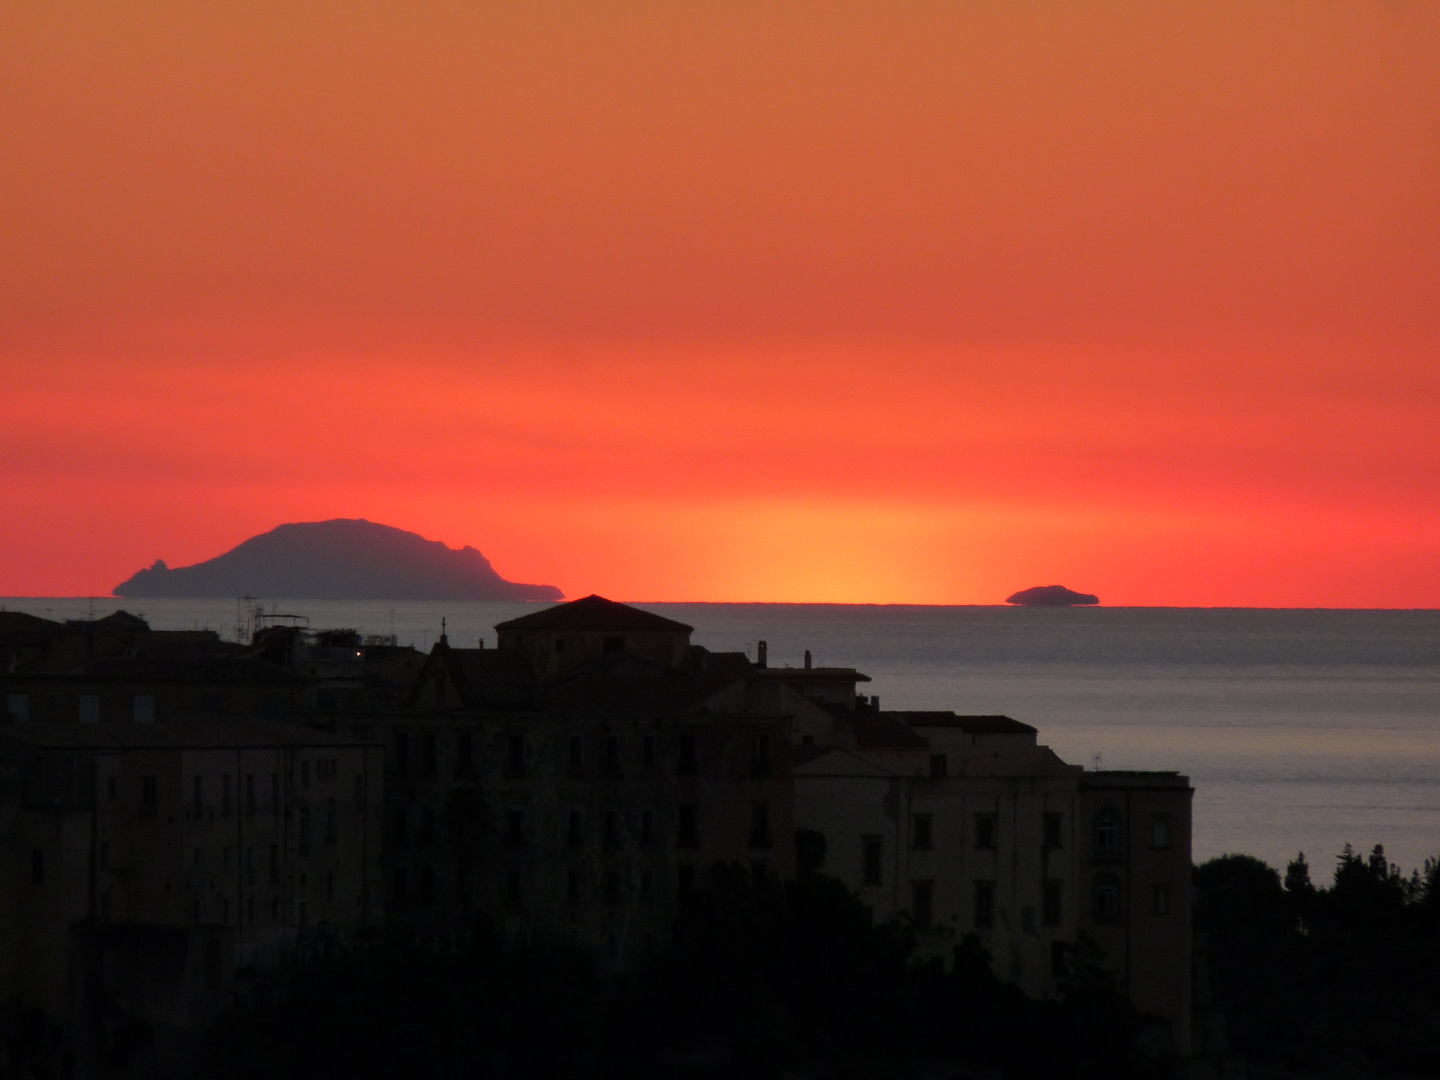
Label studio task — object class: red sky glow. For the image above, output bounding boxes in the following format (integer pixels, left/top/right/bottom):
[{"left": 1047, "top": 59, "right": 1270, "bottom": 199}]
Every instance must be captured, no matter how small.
[{"left": 2, "top": 3, "right": 1438, "bottom": 605}]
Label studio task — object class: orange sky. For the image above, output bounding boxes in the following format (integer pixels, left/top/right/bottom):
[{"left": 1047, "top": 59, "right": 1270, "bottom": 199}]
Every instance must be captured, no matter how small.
[{"left": 2, "top": 3, "right": 1438, "bottom": 605}]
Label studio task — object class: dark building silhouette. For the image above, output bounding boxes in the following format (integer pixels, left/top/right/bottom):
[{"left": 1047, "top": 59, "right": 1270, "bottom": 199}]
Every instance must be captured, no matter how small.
[{"left": 0, "top": 595, "right": 1194, "bottom": 1064}]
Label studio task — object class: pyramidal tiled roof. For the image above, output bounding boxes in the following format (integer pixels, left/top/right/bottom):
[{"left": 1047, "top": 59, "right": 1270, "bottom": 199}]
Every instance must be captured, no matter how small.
[{"left": 494, "top": 595, "right": 693, "bottom": 634}]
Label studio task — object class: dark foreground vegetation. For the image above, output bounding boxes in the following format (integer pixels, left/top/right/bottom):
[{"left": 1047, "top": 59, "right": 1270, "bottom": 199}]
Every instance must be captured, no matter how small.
[
  {"left": 1195, "top": 845, "right": 1440, "bottom": 1078},
  {"left": 199, "top": 867, "right": 1158, "bottom": 1080},
  {"left": 16, "top": 847, "right": 1433, "bottom": 1079}
]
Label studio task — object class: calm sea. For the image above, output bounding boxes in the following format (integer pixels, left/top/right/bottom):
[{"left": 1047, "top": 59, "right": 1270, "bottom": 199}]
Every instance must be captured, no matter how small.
[{"left": 7, "top": 597, "right": 1439, "bottom": 876}]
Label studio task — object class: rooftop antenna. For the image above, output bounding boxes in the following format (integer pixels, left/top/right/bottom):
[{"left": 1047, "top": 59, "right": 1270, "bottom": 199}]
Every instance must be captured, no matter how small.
[{"left": 440, "top": 617, "right": 448, "bottom": 646}]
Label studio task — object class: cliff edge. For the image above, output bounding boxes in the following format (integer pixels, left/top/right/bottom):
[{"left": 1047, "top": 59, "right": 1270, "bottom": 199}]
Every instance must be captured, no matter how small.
[{"left": 113, "top": 519, "right": 564, "bottom": 601}]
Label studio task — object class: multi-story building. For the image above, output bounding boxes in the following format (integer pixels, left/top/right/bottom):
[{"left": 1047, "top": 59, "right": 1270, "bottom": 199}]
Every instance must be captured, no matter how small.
[
  {"left": 792, "top": 705, "right": 1193, "bottom": 1053},
  {"left": 326, "top": 595, "right": 800, "bottom": 965},
  {"left": 0, "top": 720, "right": 383, "bottom": 1072}
]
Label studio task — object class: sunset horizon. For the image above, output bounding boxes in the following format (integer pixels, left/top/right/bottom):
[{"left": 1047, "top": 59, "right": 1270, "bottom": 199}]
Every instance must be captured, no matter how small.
[{"left": 4, "top": 3, "right": 1438, "bottom": 606}]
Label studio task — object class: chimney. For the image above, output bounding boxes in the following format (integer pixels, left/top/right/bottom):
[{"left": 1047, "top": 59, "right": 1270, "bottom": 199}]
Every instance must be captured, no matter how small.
[
  {"left": 804, "top": 649, "right": 812, "bottom": 669},
  {"left": 757, "top": 640, "right": 768, "bottom": 668},
  {"left": 478, "top": 638, "right": 484, "bottom": 650}
]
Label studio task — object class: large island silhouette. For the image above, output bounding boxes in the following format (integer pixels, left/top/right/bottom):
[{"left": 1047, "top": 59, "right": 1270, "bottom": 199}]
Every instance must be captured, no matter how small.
[
  {"left": 1005, "top": 585, "right": 1100, "bottom": 607},
  {"left": 113, "top": 519, "right": 563, "bottom": 600}
]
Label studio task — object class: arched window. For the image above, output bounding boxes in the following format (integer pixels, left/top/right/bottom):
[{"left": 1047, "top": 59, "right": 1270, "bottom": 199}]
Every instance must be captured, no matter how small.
[
  {"left": 1093, "top": 807, "right": 1122, "bottom": 853},
  {"left": 1093, "top": 873, "right": 1123, "bottom": 920}
]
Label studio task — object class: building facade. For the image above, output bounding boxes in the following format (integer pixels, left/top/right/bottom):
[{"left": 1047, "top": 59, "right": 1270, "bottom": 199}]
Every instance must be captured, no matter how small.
[
  {"left": 792, "top": 708, "right": 1193, "bottom": 1053},
  {"left": 0, "top": 721, "right": 383, "bottom": 1072}
]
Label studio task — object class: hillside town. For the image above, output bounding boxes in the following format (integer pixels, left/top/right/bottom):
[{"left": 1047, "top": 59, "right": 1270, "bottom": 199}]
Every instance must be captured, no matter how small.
[{"left": 0, "top": 597, "right": 1192, "bottom": 1073}]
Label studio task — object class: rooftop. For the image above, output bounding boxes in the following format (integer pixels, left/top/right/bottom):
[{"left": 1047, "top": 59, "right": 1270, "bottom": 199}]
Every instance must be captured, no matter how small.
[
  {"left": 847, "top": 711, "right": 932, "bottom": 751},
  {"left": 495, "top": 595, "right": 694, "bottom": 634},
  {"left": 0, "top": 719, "right": 373, "bottom": 750},
  {"left": 899, "top": 712, "right": 1037, "bottom": 736},
  {"left": 758, "top": 666, "right": 871, "bottom": 684}
]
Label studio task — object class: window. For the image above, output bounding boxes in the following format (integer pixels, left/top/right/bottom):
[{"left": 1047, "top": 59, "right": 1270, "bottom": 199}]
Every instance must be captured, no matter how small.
[
  {"left": 1151, "top": 814, "right": 1172, "bottom": 850},
  {"left": 193, "top": 776, "right": 204, "bottom": 817},
  {"left": 677, "top": 805, "right": 699, "bottom": 848},
  {"left": 642, "top": 736, "right": 655, "bottom": 769},
  {"left": 393, "top": 866, "right": 409, "bottom": 906},
  {"left": 676, "top": 864, "right": 695, "bottom": 898},
  {"left": 107, "top": 775, "right": 117, "bottom": 801},
  {"left": 271, "top": 774, "right": 280, "bottom": 815},
  {"left": 567, "top": 810, "right": 583, "bottom": 848},
  {"left": 506, "top": 809, "right": 524, "bottom": 847},
  {"left": 749, "top": 803, "right": 772, "bottom": 849},
  {"left": 1094, "top": 873, "right": 1122, "bottom": 920},
  {"left": 1151, "top": 883, "right": 1171, "bottom": 916},
  {"left": 298, "top": 805, "right": 311, "bottom": 853},
  {"left": 911, "top": 881, "right": 934, "bottom": 929},
  {"left": 603, "top": 636, "right": 624, "bottom": 654},
  {"left": 205, "top": 939, "right": 222, "bottom": 990},
  {"left": 974, "top": 881, "right": 995, "bottom": 928},
  {"left": 456, "top": 732, "right": 474, "bottom": 777},
  {"left": 678, "top": 734, "right": 697, "bottom": 776},
  {"left": 605, "top": 809, "right": 620, "bottom": 849},
  {"left": 640, "top": 870, "right": 653, "bottom": 902},
  {"left": 354, "top": 775, "right": 365, "bottom": 812},
  {"left": 421, "top": 732, "right": 438, "bottom": 777},
  {"left": 393, "top": 808, "right": 408, "bottom": 847},
  {"left": 6, "top": 694, "right": 28, "bottom": 723},
  {"left": 132, "top": 694, "right": 155, "bottom": 723},
  {"left": 1042, "top": 882, "right": 1062, "bottom": 927},
  {"left": 326, "top": 799, "right": 338, "bottom": 844},
  {"left": 568, "top": 734, "right": 584, "bottom": 772},
  {"left": 222, "top": 774, "right": 231, "bottom": 816},
  {"left": 1094, "top": 810, "right": 1122, "bottom": 853},
  {"left": 246, "top": 774, "right": 256, "bottom": 817},
  {"left": 269, "top": 844, "right": 279, "bottom": 886},
  {"left": 31, "top": 848, "right": 43, "bottom": 884},
  {"left": 392, "top": 732, "right": 409, "bottom": 775},
  {"left": 507, "top": 733, "right": 526, "bottom": 777},
  {"left": 1043, "top": 813, "right": 1063, "bottom": 851},
  {"left": 929, "top": 754, "right": 947, "bottom": 778},
  {"left": 567, "top": 869, "right": 581, "bottom": 908},
  {"left": 554, "top": 637, "right": 565, "bottom": 653},
  {"left": 419, "top": 866, "right": 436, "bottom": 904},
  {"left": 640, "top": 809, "right": 653, "bottom": 846},
  {"left": 974, "top": 813, "right": 997, "bottom": 850},
  {"left": 506, "top": 869, "right": 522, "bottom": 910},
  {"left": 78, "top": 695, "right": 99, "bottom": 724},
  {"left": 911, "top": 813, "right": 933, "bottom": 850},
  {"left": 301, "top": 762, "right": 310, "bottom": 789},
  {"left": 861, "top": 835, "right": 883, "bottom": 887},
  {"left": 1051, "top": 941, "right": 1069, "bottom": 978},
  {"left": 141, "top": 776, "right": 158, "bottom": 814},
  {"left": 606, "top": 735, "right": 621, "bottom": 775},
  {"left": 605, "top": 870, "right": 621, "bottom": 908},
  {"left": 751, "top": 734, "right": 770, "bottom": 777}
]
